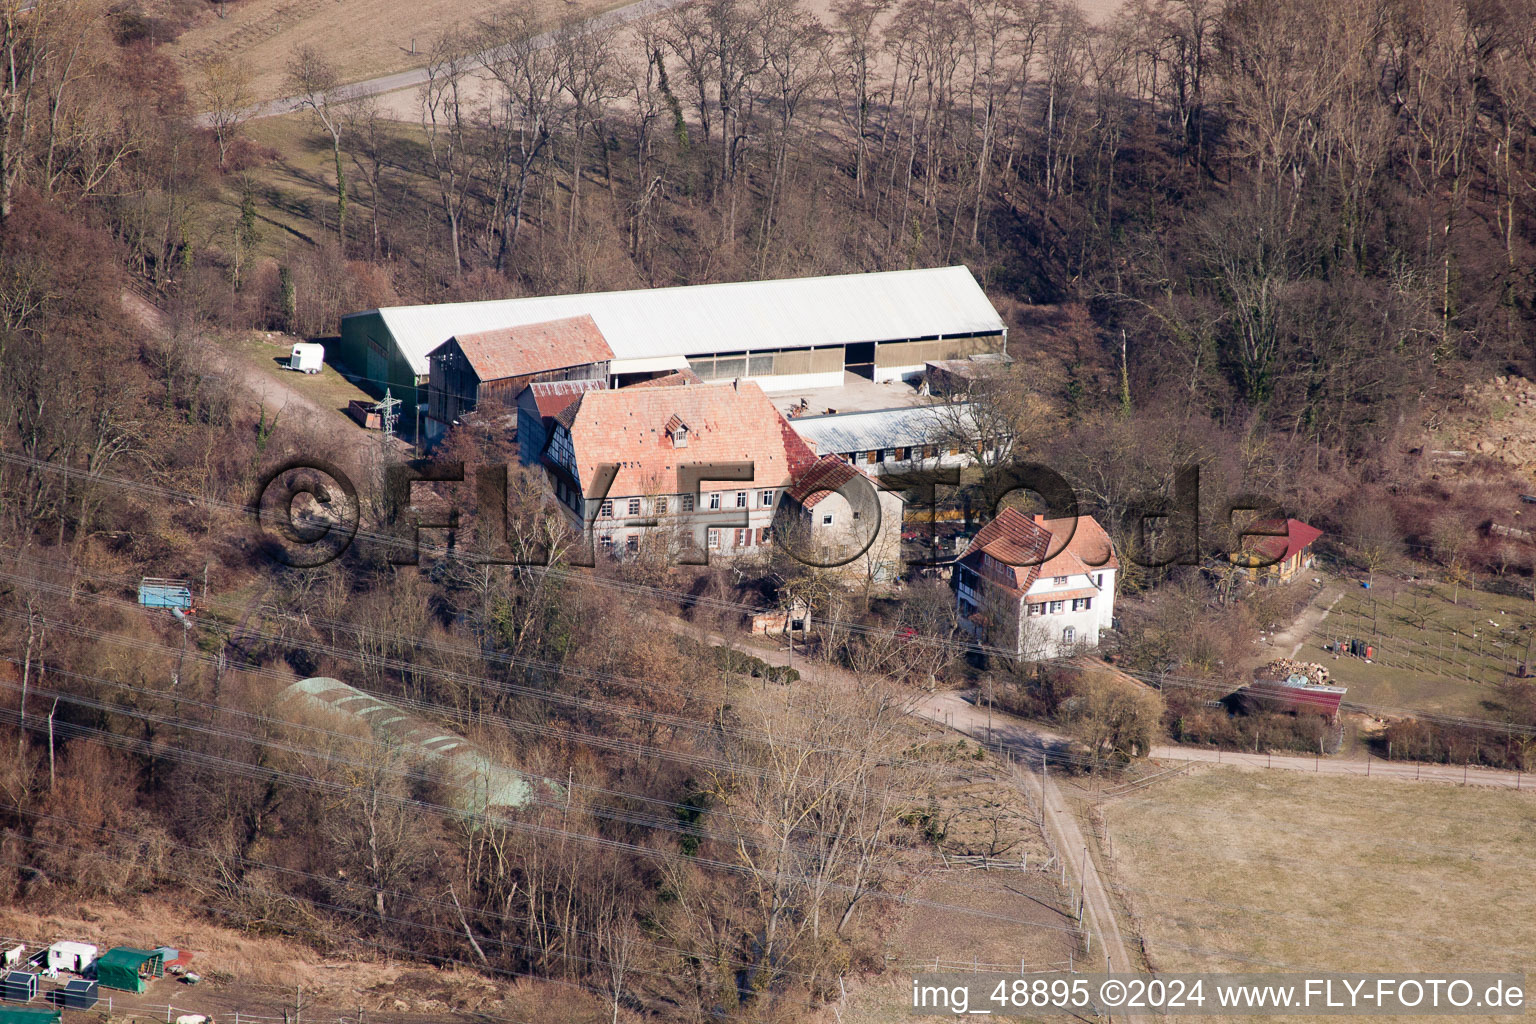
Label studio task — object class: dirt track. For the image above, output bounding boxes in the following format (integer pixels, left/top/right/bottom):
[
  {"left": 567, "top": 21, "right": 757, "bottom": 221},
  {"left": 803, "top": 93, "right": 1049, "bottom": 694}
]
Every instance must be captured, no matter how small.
[{"left": 119, "top": 290, "right": 393, "bottom": 475}]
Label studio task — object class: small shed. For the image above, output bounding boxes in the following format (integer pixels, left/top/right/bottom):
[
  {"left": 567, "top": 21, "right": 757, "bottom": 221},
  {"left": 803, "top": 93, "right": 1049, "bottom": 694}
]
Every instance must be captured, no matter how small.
[
  {"left": 95, "top": 948, "right": 164, "bottom": 993},
  {"left": 55, "top": 980, "right": 97, "bottom": 1011},
  {"left": 137, "top": 579, "right": 192, "bottom": 611},
  {"left": 0, "top": 1008, "right": 58, "bottom": 1024},
  {"left": 1, "top": 972, "right": 36, "bottom": 1003},
  {"left": 44, "top": 942, "right": 96, "bottom": 974}
]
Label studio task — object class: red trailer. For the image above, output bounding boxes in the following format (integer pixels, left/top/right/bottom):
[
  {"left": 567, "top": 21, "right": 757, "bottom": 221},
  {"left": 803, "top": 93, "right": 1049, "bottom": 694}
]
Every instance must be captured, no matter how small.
[{"left": 1246, "top": 677, "right": 1347, "bottom": 719}]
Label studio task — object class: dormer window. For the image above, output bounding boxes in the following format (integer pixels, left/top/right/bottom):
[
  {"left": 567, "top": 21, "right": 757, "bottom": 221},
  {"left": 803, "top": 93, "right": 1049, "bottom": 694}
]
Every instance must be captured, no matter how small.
[{"left": 665, "top": 414, "right": 690, "bottom": 448}]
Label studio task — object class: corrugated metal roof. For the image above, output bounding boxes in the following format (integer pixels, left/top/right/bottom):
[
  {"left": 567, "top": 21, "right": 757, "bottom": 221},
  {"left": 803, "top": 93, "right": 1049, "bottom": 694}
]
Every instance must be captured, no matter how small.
[
  {"left": 345, "top": 266, "right": 1003, "bottom": 376},
  {"left": 528, "top": 378, "right": 607, "bottom": 418},
  {"left": 790, "top": 403, "right": 978, "bottom": 454}
]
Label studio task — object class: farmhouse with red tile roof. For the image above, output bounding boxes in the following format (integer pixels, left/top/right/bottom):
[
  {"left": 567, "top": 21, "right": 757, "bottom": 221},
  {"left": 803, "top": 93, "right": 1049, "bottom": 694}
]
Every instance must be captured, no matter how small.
[
  {"left": 955, "top": 508, "right": 1118, "bottom": 658},
  {"left": 532, "top": 378, "right": 900, "bottom": 563}
]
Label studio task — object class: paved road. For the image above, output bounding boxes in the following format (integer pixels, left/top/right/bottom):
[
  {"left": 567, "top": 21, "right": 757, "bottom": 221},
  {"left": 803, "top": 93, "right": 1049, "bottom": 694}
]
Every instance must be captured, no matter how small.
[
  {"left": 916, "top": 685, "right": 1534, "bottom": 792},
  {"left": 198, "top": 0, "right": 691, "bottom": 127}
]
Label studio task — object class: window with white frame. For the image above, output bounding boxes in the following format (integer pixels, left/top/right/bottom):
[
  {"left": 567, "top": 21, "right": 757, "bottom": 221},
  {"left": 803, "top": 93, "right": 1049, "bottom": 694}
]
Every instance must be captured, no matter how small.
[
  {"left": 599, "top": 499, "right": 613, "bottom": 518},
  {"left": 1062, "top": 626, "right": 1076, "bottom": 642},
  {"left": 1049, "top": 601, "right": 1065, "bottom": 614},
  {"left": 759, "top": 490, "right": 774, "bottom": 507},
  {"left": 1052, "top": 576, "right": 1068, "bottom": 586},
  {"left": 707, "top": 528, "right": 720, "bottom": 548},
  {"left": 1027, "top": 603, "right": 1045, "bottom": 616},
  {"left": 709, "top": 492, "right": 721, "bottom": 510},
  {"left": 735, "top": 491, "right": 747, "bottom": 509},
  {"left": 822, "top": 514, "right": 834, "bottom": 526},
  {"left": 1071, "top": 598, "right": 1092, "bottom": 611}
]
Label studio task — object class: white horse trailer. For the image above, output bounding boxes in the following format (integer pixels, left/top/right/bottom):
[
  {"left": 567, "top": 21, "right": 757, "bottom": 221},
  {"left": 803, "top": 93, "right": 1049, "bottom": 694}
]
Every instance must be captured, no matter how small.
[{"left": 288, "top": 342, "right": 325, "bottom": 374}]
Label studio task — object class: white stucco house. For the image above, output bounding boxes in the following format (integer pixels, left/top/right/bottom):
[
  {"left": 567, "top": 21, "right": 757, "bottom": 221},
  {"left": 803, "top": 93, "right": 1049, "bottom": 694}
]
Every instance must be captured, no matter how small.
[{"left": 954, "top": 508, "right": 1118, "bottom": 659}]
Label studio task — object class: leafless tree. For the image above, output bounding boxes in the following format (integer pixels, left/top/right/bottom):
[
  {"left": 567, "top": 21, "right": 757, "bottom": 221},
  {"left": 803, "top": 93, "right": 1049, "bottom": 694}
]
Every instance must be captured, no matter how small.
[
  {"left": 421, "top": 27, "right": 480, "bottom": 276},
  {"left": 479, "top": 13, "right": 569, "bottom": 269},
  {"left": 286, "top": 45, "right": 351, "bottom": 248},
  {"left": 199, "top": 56, "right": 253, "bottom": 168}
]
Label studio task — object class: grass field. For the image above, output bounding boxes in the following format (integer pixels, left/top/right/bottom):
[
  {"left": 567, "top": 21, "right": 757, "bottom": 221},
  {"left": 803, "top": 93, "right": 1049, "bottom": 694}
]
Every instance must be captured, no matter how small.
[
  {"left": 224, "top": 328, "right": 379, "bottom": 409},
  {"left": 1103, "top": 766, "right": 1535, "bottom": 1022},
  {"left": 1300, "top": 579, "right": 1536, "bottom": 715}
]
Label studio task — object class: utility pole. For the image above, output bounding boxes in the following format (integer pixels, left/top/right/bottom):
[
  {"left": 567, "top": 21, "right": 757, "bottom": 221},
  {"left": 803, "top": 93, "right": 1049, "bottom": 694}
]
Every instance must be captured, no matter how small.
[
  {"left": 47, "top": 698, "right": 57, "bottom": 790},
  {"left": 1078, "top": 845, "right": 1088, "bottom": 917}
]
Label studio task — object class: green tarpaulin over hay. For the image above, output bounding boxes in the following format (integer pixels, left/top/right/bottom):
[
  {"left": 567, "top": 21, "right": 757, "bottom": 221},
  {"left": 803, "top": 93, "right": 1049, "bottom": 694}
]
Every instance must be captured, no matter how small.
[{"left": 95, "top": 947, "right": 163, "bottom": 993}]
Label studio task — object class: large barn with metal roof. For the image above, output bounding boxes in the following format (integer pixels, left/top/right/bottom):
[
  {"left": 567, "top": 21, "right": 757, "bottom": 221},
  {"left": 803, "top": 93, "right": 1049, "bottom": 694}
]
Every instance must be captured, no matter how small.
[{"left": 336, "top": 266, "right": 1006, "bottom": 412}]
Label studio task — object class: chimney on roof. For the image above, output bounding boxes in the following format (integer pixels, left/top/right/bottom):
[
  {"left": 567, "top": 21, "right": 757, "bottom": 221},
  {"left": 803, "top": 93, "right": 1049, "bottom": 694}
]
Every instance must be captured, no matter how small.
[{"left": 1033, "top": 513, "right": 1046, "bottom": 524}]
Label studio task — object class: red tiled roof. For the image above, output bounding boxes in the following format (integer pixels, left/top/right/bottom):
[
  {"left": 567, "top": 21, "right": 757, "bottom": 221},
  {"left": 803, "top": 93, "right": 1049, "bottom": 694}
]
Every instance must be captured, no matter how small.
[
  {"left": 528, "top": 379, "right": 606, "bottom": 418},
  {"left": 779, "top": 414, "right": 819, "bottom": 476},
  {"left": 957, "top": 508, "right": 1053, "bottom": 594},
  {"left": 450, "top": 315, "right": 613, "bottom": 382},
  {"left": 784, "top": 455, "right": 879, "bottom": 509},
  {"left": 1242, "top": 518, "right": 1323, "bottom": 564},
  {"left": 959, "top": 509, "right": 1118, "bottom": 596},
  {"left": 1037, "top": 514, "right": 1119, "bottom": 575},
  {"left": 558, "top": 380, "right": 810, "bottom": 496},
  {"left": 622, "top": 369, "right": 704, "bottom": 389}
]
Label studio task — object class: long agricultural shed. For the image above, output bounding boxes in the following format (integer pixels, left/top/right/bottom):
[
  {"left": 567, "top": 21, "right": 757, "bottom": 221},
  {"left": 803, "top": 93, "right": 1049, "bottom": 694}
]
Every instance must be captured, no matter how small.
[
  {"left": 338, "top": 266, "right": 1006, "bottom": 407},
  {"left": 279, "top": 677, "right": 536, "bottom": 811}
]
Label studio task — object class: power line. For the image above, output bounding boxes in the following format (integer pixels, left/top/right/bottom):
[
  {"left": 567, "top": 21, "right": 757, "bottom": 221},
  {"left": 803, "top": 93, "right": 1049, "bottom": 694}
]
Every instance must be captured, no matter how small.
[
  {"left": 0, "top": 554, "right": 1110, "bottom": 777},
  {"left": 0, "top": 681, "right": 1089, "bottom": 938},
  {"left": 0, "top": 648, "right": 1033, "bottom": 887}
]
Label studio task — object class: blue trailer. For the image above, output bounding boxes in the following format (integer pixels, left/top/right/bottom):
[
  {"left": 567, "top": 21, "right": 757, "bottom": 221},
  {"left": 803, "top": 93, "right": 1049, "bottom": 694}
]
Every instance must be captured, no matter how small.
[{"left": 138, "top": 578, "right": 192, "bottom": 611}]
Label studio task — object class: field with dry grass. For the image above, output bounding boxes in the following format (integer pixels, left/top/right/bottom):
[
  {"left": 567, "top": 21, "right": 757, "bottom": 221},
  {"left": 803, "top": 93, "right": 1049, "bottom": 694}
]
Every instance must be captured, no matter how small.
[
  {"left": 168, "top": 0, "right": 623, "bottom": 101},
  {"left": 1102, "top": 766, "right": 1535, "bottom": 1022},
  {"left": 171, "top": 0, "right": 1130, "bottom": 112}
]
